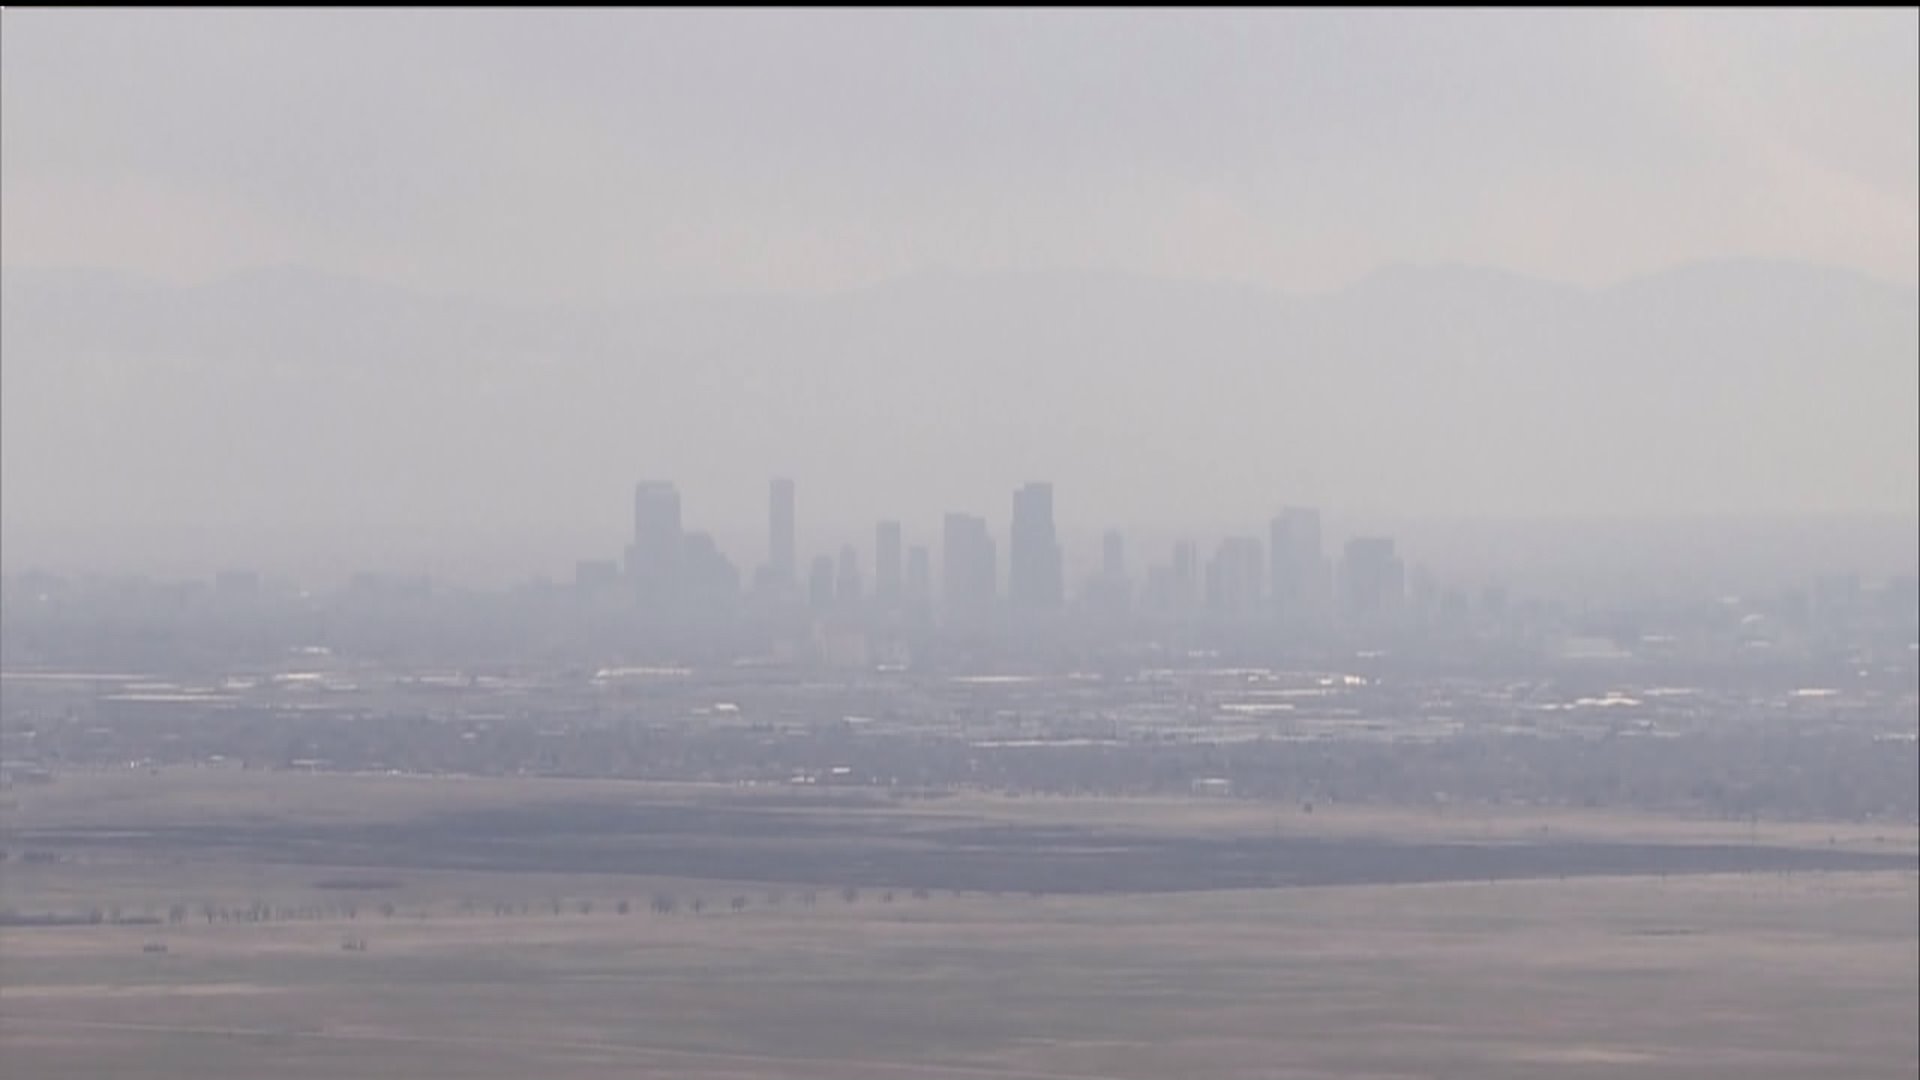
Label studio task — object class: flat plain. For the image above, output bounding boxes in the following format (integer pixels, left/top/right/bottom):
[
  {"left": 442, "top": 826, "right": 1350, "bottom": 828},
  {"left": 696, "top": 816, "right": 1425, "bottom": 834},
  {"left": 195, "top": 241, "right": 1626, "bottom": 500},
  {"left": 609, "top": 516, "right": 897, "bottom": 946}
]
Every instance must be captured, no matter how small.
[{"left": 3, "top": 770, "right": 1915, "bottom": 1079}]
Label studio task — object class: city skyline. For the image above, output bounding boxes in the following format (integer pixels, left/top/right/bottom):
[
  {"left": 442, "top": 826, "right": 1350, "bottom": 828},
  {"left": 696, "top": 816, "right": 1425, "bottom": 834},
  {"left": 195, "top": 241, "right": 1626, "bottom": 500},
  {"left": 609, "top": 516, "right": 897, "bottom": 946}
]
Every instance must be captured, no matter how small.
[
  {"left": 3, "top": 13, "right": 1912, "bottom": 1080},
  {"left": 5, "top": 256, "right": 1914, "bottom": 591},
  {"left": 618, "top": 474, "right": 1368, "bottom": 625},
  {"left": 576, "top": 476, "right": 1918, "bottom": 636}
]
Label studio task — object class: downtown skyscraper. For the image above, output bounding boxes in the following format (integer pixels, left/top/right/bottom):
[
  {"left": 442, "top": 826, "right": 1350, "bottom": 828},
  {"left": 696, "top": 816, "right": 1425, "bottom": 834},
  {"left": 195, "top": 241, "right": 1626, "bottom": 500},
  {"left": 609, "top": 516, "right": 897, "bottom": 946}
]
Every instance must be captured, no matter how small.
[
  {"left": 1270, "top": 506, "right": 1326, "bottom": 627},
  {"left": 875, "top": 520, "right": 903, "bottom": 607},
  {"left": 942, "top": 512, "right": 997, "bottom": 628},
  {"left": 768, "top": 477, "right": 796, "bottom": 586},
  {"left": 628, "top": 481, "right": 683, "bottom": 615},
  {"left": 1341, "top": 536, "right": 1406, "bottom": 624},
  {"left": 1008, "top": 482, "right": 1063, "bottom": 611}
]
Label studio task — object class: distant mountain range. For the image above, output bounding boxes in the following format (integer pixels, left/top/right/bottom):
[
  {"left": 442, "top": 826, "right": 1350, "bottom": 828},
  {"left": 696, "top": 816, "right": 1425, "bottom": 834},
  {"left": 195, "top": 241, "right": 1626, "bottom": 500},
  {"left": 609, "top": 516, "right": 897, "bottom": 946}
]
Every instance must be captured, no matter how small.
[{"left": 3, "top": 259, "right": 1914, "bottom": 584}]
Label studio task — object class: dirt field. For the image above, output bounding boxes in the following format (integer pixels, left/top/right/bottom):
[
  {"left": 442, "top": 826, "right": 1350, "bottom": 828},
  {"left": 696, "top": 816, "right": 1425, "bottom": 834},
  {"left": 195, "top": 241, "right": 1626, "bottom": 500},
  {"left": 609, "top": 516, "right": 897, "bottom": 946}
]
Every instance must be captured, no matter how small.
[
  {"left": 3, "top": 770, "right": 1916, "bottom": 1078},
  {"left": 5, "top": 874, "right": 1915, "bottom": 1080},
  {"left": 6, "top": 770, "right": 1912, "bottom": 901}
]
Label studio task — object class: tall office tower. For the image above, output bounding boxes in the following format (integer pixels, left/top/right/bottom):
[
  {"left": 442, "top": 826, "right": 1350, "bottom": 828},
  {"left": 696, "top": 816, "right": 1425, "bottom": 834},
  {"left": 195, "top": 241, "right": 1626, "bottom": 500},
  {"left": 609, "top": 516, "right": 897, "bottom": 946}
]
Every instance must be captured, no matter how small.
[
  {"left": 1171, "top": 540, "right": 1199, "bottom": 614},
  {"left": 681, "top": 531, "right": 741, "bottom": 618},
  {"left": 874, "top": 520, "right": 903, "bottom": 606},
  {"left": 1269, "top": 506, "right": 1325, "bottom": 625},
  {"left": 807, "top": 555, "right": 835, "bottom": 612},
  {"left": 629, "top": 482, "right": 684, "bottom": 614},
  {"left": 574, "top": 559, "right": 621, "bottom": 598},
  {"left": 768, "top": 477, "right": 796, "bottom": 584},
  {"left": 1084, "top": 528, "right": 1131, "bottom": 615},
  {"left": 942, "top": 512, "right": 997, "bottom": 627},
  {"left": 1141, "top": 564, "right": 1176, "bottom": 614},
  {"left": 1205, "top": 536, "right": 1265, "bottom": 617},
  {"left": 835, "top": 544, "right": 863, "bottom": 605},
  {"left": 1008, "top": 482, "right": 1064, "bottom": 611},
  {"left": 1408, "top": 563, "right": 1436, "bottom": 629},
  {"left": 1101, "top": 529, "right": 1126, "bottom": 582},
  {"left": 1233, "top": 535, "right": 1266, "bottom": 613},
  {"left": 906, "top": 544, "right": 933, "bottom": 624},
  {"left": 1341, "top": 536, "right": 1406, "bottom": 623}
]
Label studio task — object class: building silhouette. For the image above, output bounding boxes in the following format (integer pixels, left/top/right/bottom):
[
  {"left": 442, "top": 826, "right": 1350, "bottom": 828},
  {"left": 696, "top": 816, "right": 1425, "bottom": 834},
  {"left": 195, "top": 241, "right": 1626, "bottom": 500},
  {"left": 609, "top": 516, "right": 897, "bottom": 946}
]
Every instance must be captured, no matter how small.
[
  {"left": 1171, "top": 540, "right": 1199, "bottom": 614},
  {"left": 807, "top": 555, "right": 835, "bottom": 612},
  {"left": 628, "top": 482, "right": 683, "bottom": 615},
  {"left": 1009, "top": 482, "right": 1064, "bottom": 611},
  {"left": 681, "top": 531, "right": 740, "bottom": 618},
  {"left": 1270, "top": 506, "right": 1326, "bottom": 627},
  {"left": 906, "top": 544, "right": 932, "bottom": 626},
  {"left": 942, "top": 512, "right": 997, "bottom": 627},
  {"left": 574, "top": 559, "right": 620, "bottom": 599},
  {"left": 875, "top": 520, "right": 903, "bottom": 607},
  {"left": 1341, "top": 536, "right": 1406, "bottom": 624},
  {"left": 1084, "top": 528, "right": 1131, "bottom": 615},
  {"left": 1206, "top": 536, "right": 1264, "bottom": 618},
  {"left": 835, "top": 544, "right": 863, "bottom": 606},
  {"left": 768, "top": 477, "right": 796, "bottom": 585}
]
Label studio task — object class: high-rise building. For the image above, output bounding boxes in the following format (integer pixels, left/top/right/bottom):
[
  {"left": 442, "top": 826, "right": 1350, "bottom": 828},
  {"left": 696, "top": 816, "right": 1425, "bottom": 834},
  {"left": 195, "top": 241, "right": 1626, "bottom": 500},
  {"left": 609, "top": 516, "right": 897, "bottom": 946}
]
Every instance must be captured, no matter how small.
[
  {"left": 1084, "top": 528, "right": 1131, "bottom": 615},
  {"left": 1269, "top": 506, "right": 1325, "bottom": 625},
  {"left": 628, "top": 481, "right": 683, "bottom": 614},
  {"left": 1101, "top": 529, "right": 1125, "bottom": 582},
  {"left": 1205, "top": 536, "right": 1265, "bottom": 617},
  {"left": 875, "top": 520, "right": 903, "bottom": 606},
  {"left": 1408, "top": 563, "right": 1436, "bottom": 629},
  {"left": 906, "top": 544, "right": 932, "bottom": 625},
  {"left": 769, "top": 477, "right": 796, "bottom": 585},
  {"left": 835, "top": 545, "right": 863, "bottom": 606},
  {"left": 682, "top": 531, "right": 740, "bottom": 618},
  {"left": 1341, "top": 536, "right": 1405, "bottom": 623},
  {"left": 1009, "top": 482, "right": 1064, "bottom": 611},
  {"left": 942, "top": 512, "right": 997, "bottom": 627},
  {"left": 574, "top": 559, "right": 621, "bottom": 598},
  {"left": 1171, "top": 540, "right": 1199, "bottom": 614},
  {"left": 807, "top": 555, "right": 835, "bottom": 612}
]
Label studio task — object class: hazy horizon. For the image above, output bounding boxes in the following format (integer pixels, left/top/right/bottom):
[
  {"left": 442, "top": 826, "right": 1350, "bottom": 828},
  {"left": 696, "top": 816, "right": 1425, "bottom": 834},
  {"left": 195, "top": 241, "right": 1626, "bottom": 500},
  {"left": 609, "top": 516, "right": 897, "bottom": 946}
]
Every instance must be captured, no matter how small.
[
  {"left": 8, "top": 247, "right": 1918, "bottom": 307},
  {"left": 4, "top": 8, "right": 1917, "bottom": 590},
  {"left": 5, "top": 15, "right": 1917, "bottom": 1080}
]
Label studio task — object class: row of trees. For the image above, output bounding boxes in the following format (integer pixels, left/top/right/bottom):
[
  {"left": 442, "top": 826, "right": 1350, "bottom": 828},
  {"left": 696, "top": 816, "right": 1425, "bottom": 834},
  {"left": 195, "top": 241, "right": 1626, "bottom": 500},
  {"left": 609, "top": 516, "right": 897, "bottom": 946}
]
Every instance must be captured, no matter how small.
[{"left": 2, "top": 885, "right": 968, "bottom": 929}]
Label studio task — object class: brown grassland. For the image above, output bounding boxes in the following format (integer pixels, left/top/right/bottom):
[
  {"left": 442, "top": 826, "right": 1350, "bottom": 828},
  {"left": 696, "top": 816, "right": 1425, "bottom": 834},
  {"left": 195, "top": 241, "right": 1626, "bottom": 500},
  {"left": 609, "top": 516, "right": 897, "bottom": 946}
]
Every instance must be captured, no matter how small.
[{"left": 3, "top": 770, "right": 1915, "bottom": 1079}]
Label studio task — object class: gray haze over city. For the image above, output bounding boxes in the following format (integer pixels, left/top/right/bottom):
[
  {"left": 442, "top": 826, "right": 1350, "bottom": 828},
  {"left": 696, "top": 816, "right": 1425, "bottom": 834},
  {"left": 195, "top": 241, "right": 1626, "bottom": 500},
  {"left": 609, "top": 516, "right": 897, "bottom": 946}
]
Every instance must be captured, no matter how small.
[
  {"left": 2, "top": 11, "right": 1917, "bottom": 1080},
  {"left": 3, "top": 9, "right": 1917, "bottom": 592}
]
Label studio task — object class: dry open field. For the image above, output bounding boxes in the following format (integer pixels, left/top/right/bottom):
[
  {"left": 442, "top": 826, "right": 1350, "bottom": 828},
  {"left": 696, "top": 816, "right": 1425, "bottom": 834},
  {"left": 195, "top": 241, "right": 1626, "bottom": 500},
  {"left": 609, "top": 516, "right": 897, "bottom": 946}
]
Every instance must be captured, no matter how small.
[{"left": 3, "top": 770, "right": 1916, "bottom": 1079}]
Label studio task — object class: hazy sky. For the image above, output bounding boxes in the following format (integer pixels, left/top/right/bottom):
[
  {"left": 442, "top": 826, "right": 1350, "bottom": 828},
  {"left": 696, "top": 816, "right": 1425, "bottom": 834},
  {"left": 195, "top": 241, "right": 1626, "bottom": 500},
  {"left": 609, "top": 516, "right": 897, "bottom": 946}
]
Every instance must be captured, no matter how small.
[
  {"left": 4, "top": 8, "right": 1916, "bottom": 299},
  {"left": 3, "top": 9, "right": 1917, "bottom": 587}
]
